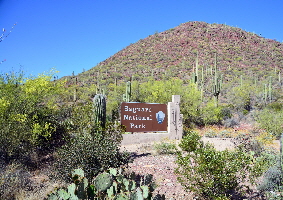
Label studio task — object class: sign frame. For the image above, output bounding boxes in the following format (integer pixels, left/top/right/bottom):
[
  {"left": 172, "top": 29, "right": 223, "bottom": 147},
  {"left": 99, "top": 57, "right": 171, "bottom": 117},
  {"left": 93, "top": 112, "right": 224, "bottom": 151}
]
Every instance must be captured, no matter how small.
[{"left": 120, "top": 102, "right": 167, "bottom": 132}]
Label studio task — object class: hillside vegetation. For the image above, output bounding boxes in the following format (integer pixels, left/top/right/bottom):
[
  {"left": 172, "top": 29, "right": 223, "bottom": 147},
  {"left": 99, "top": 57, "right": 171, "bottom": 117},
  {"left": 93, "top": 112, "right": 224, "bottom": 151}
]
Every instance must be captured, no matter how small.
[
  {"left": 63, "top": 21, "right": 283, "bottom": 132},
  {"left": 70, "top": 21, "right": 283, "bottom": 83}
]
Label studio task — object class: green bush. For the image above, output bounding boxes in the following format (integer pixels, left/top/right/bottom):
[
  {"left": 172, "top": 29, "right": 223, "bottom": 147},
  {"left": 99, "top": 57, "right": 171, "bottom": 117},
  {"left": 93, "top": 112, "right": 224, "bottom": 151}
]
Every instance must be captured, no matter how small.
[
  {"left": 153, "top": 140, "right": 179, "bottom": 155},
  {"left": 255, "top": 105, "right": 283, "bottom": 138},
  {"left": 52, "top": 121, "right": 130, "bottom": 181},
  {"left": 257, "top": 150, "right": 283, "bottom": 198},
  {"left": 257, "top": 164, "right": 282, "bottom": 192},
  {"left": 201, "top": 101, "right": 232, "bottom": 125},
  {"left": 0, "top": 71, "right": 67, "bottom": 167},
  {"left": 175, "top": 131, "right": 268, "bottom": 199}
]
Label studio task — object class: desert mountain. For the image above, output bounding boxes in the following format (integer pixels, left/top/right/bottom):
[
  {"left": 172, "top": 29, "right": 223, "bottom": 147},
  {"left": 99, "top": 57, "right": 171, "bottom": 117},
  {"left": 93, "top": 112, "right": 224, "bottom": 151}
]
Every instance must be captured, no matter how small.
[{"left": 67, "top": 21, "right": 283, "bottom": 87}]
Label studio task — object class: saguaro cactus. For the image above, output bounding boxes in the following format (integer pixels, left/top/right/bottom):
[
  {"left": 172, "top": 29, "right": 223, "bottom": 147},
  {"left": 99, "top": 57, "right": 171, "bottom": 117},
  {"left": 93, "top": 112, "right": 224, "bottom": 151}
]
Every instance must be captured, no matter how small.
[
  {"left": 73, "top": 77, "right": 78, "bottom": 102},
  {"left": 93, "top": 94, "right": 106, "bottom": 128},
  {"left": 269, "top": 76, "right": 272, "bottom": 103},
  {"left": 212, "top": 53, "right": 222, "bottom": 107},
  {"left": 213, "top": 76, "right": 222, "bottom": 107},
  {"left": 281, "top": 133, "right": 283, "bottom": 182},
  {"left": 191, "top": 52, "right": 199, "bottom": 86},
  {"left": 195, "top": 52, "right": 199, "bottom": 85},
  {"left": 123, "top": 81, "right": 131, "bottom": 102}
]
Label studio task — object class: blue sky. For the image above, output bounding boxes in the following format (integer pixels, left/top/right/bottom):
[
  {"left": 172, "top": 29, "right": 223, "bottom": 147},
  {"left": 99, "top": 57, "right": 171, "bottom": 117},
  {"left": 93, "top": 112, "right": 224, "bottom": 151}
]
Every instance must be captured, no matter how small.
[{"left": 1, "top": 0, "right": 283, "bottom": 78}]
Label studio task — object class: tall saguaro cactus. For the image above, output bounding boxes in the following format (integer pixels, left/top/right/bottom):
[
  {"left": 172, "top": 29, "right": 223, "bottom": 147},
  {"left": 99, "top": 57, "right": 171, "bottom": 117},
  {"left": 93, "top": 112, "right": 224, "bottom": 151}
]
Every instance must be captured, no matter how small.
[
  {"left": 73, "top": 77, "right": 78, "bottom": 102},
  {"left": 93, "top": 94, "right": 106, "bottom": 128},
  {"left": 212, "top": 53, "right": 222, "bottom": 107},
  {"left": 195, "top": 52, "right": 199, "bottom": 85},
  {"left": 213, "top": 76, "right": 222, "bottom": 107},
  {"left": 280, "top": 133, "right": 283, "bottom": 183},
  {"left": 191, "top": 51, "right": 199, "bottom": 86},
  {"left": 269, "top": 76, "right": 272, "bottom": 103},
  {"left": 123, "top": 81, "right": 131, "bottom": 102}
]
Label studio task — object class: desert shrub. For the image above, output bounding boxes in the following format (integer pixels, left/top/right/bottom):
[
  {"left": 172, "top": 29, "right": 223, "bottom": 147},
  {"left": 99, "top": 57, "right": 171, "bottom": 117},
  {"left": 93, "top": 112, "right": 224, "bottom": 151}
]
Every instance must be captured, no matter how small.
[
  {"left": 153, "top": 139, "right": 179, "bottom": 155},
  {"left": 255, "top": 130, "right": 276, "bottom": 145},
  {"left": 201, "top": 101, "right": 232, "bottom": 126},
  {"left": 0, "top": 70, "right": 67, "bottom": 167},
  {"left": 52, "top": 121, "right": 130, "bottom": 181},
  {"left": 255, "top": 106, "right": 283, "bottom": 138},
  {"left": 204, "top": 130, "right": 218, "bottom": 138},
  {"left": 226, "top": 80, "right": 258, "bottom": 112},
  {"left": 256, "top": 149, "right": 283, "bottom": 198},
  {"left": 223, "top": 118, "right": 239, "bottom": 128},
  {"left": 232, "top": 132, "right": 265, "bottom": 157},
  {"left": 175, "top": 131, "right": 269, "bottom": 199},
  {"left": 257, "top": 163, "right": 282, "bottom": 192}
]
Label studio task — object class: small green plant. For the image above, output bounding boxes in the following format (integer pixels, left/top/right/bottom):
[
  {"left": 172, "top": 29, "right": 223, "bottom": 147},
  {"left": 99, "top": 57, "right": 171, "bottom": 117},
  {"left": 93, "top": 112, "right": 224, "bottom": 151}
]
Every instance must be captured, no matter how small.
[
  {"left": 153, "top": 139, "right": 179, "bottom": 155},
  {"left": 201, "top": 102, "right": 231, "bottom": 126},
  {"left": 204, "top": 129, "right": 218, "bottom": 138}
]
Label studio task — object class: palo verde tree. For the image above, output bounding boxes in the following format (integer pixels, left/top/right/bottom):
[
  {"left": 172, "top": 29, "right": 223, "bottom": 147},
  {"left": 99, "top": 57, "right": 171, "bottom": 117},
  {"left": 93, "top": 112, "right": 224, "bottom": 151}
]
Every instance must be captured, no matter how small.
[{"left": 0, "top": 69, "right": 66, "bottom": 165}]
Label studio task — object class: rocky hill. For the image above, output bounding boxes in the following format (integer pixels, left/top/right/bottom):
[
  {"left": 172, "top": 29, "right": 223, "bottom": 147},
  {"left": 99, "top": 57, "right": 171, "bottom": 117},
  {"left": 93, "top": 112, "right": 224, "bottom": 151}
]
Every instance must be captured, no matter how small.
[{"left": 66, "top": 21, "right": 283, "bottom": 88}]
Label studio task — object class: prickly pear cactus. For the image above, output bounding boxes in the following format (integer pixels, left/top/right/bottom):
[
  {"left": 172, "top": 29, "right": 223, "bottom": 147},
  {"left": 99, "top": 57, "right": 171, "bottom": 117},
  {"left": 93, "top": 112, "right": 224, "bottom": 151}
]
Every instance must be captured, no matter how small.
[
  {"left": 94, "top": 172, "right": 113, "bottom": 192},
  {"left": 93, "top": 94, "right": 106, "bottom": 128},
  {"left": 47, "top": 168, "right": 164, "bottom": 200}
]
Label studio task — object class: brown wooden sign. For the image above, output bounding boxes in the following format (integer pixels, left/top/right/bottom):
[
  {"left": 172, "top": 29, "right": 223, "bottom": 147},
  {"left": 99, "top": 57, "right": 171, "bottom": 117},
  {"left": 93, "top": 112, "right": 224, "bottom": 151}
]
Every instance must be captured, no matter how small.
[{"left": 121, "top": 102, "right": 167, "bottom": 132}]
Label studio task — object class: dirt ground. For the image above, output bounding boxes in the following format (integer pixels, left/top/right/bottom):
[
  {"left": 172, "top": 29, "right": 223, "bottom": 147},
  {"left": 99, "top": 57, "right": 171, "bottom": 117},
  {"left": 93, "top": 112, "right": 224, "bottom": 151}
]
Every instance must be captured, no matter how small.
[{"left": 120, "top": 137, "right": 236, "bottom": 153}]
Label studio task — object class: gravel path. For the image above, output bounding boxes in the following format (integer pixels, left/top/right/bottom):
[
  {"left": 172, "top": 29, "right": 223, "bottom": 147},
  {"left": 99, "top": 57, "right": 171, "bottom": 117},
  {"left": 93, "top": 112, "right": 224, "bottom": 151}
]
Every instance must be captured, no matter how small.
[{"left": 126, "top": 154, "right": 191, "bottom": 199}]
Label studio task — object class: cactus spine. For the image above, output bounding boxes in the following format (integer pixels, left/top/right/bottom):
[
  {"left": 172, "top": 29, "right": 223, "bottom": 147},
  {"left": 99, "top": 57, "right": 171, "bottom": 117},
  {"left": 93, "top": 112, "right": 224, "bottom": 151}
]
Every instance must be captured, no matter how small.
[{"left": 93, "top": 94, "right": 106, "bottom": 128}]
